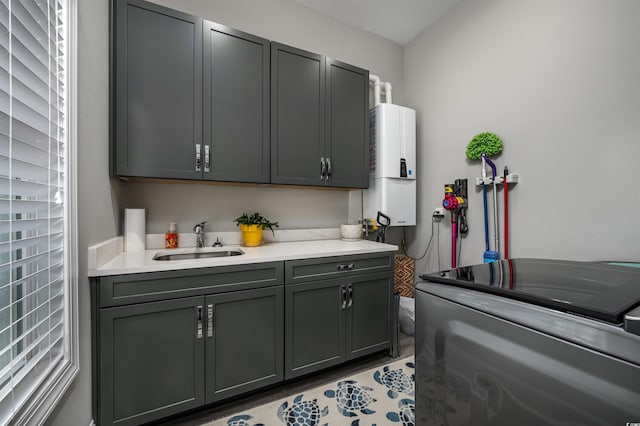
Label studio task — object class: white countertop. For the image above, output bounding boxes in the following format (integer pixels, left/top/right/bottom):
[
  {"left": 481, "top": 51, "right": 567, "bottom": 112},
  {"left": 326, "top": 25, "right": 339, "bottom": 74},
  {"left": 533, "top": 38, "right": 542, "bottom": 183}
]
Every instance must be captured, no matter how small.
[{"left": 89, "top": 239, "right": 398, "bottom": 277}]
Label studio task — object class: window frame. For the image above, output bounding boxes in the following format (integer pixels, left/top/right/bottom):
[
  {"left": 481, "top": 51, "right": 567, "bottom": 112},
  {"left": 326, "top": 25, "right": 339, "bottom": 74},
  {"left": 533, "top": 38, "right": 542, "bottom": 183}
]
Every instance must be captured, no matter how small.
[{"left": 1, "top": 0, "right": 79, "bottom": 423}]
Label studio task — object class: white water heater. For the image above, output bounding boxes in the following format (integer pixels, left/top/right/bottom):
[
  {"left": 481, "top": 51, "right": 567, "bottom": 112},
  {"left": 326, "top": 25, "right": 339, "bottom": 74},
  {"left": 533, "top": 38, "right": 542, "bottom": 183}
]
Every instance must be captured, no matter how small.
[{"left": 364, "top": 103, "right": 416, "bottom": 227}]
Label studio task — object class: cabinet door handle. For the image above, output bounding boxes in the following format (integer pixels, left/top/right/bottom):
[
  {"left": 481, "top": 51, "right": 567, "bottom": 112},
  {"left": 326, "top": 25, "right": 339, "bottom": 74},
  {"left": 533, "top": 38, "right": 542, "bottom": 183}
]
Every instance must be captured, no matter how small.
[
  {"left": 207, "top": 304, "right": 213, "bottom": 338},
  {"left": 326, "top": 157, "right": 332, "bottom": 179},
  {"left": 320, "top": 157, "right": 326, "bottom": 180},
  {"left": 347, "top": 284, "right": 353, "bottom": 308},
  {"left": 196, "top": 305, "right": 203, "bottom": 339},
  {"left": 341, "top": 285, "right": 347, "bottom": 309},
  {"left": 204, "top": 145, "right": 210, "bottom": 173},
  {"left": 195, "top": 144, "right": 202, "bottom": 172}
]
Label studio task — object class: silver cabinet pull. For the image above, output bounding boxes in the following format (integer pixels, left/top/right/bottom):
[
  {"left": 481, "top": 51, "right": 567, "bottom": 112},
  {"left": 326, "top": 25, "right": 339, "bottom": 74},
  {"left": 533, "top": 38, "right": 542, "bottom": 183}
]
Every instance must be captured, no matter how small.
[
  {"left": 207, "top": 304, "right": 213, "bottom": 338},
  {"left": 204, "top": 145, "right": 210, "bottom": 173},
  {"left": 320, "top": 157, "right": 326, "bottom": 180},
  {"left": 347, "top": 284, "right": 353, "bottom": 308},
  {"left": 196, "top": 305, "right": 203, "bottom": 339},
  {"left": 326, "top": 157, "right": 332, "bottom": 179},
  {"left": 195, "top": 144, "right": 202, "bottom": 172},
  {"left": 341, "top": 285, "right": 347, "bottom": 309}
]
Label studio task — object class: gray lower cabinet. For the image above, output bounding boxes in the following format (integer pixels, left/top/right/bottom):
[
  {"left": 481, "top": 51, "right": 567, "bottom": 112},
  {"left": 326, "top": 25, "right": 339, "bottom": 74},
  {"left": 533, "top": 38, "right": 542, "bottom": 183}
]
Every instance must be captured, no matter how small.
[
  {"left": 92, "top": 253, "right": 392, "bottom": 424},
  {"left": 284, "top": 255, "right": 393, "bottom": 379},
  {"left": 285, "top": 278, "right": 345, "bottom": 378},
  {"left": 92, "top": 263, "right": 284, "bottom": 426},
  {"left": 99, "top": 297, "right": 205, "bottom": 425},
  {"left": 205, "top": 287, "right": 283, "bottom": 403}
]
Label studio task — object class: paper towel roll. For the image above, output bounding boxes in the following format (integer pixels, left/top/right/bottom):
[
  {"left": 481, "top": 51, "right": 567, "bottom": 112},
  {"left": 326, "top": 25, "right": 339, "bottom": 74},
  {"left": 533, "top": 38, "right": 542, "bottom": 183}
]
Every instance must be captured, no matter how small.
[{"left": 124, "top": 208, "right": 146, "bottom": 252}]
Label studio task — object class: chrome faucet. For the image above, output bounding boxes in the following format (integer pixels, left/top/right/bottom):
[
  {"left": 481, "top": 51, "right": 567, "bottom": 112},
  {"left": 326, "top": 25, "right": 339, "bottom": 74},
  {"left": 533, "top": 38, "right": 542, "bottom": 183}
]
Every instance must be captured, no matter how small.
[{"left": 193, "top": 221, "right": 206, "bottom": 248}]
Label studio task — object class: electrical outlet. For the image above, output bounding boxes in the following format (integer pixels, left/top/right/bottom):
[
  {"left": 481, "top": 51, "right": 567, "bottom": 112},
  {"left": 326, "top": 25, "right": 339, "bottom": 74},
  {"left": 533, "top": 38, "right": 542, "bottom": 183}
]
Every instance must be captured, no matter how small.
[{"left": 433, "top": 207, "right": 445, "bottom": 218}]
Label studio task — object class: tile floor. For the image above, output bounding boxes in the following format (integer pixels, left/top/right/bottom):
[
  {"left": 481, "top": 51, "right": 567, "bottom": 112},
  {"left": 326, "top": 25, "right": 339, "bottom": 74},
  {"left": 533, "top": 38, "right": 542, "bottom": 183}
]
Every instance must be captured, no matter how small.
[{"left": 153, "top": 333, "right": 415, "bottom": 425}]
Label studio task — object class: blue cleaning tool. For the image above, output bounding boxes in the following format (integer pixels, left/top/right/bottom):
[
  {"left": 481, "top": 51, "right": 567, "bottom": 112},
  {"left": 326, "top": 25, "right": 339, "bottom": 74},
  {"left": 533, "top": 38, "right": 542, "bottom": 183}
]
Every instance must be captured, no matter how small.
[{"left": 482, "top": 153, "right": 500, "bottom": 263}]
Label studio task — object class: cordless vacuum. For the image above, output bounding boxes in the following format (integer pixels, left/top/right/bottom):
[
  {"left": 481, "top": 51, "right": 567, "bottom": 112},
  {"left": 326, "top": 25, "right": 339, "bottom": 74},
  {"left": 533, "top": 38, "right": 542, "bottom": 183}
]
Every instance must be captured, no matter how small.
[{"left": 442, "top": 179, "right": 468, "bottom": 268}]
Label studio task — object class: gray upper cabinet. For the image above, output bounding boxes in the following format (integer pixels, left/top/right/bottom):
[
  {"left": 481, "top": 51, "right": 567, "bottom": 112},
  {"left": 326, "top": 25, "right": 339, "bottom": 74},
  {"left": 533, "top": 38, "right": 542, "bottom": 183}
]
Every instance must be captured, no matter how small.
[
  {"left": 113, "top": 1, "right": 269, "bottom": 183},
  {"left": 113, "top": 2, "right": 369, "bottom": 186},
  {"left": 271, "top": 43, "right": 326, "bottom": 186},
  {"left": 203, "top": 22, "right": 270, "bottom": 183},
  {"left": 113, "top": 0, "right": 202, "bottom": 179},
  {"left": 271, "top": 43, "right": 369, "bottom": 188},
  {"left": 326, "top": 59, "right": 369, "bottom": 188}
]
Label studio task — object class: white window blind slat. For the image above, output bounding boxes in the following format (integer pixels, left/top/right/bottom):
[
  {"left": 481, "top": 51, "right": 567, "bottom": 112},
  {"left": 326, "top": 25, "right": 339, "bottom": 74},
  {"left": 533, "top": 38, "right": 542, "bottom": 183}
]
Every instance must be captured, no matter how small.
[
  {"left": 1, "top": 111, "right": 57, "bottom": 152},
  {"left": 0, "top": 217, "right": 63, "bottom": 236},
  {"left": 0, "top": 177, "right": 64, "bottom": 202},
  {"left": 0, "top": 248, "right": 64, "bottom": 275},
  {"left": 0, "top": 46, "right": 62, "bottom": 103}
]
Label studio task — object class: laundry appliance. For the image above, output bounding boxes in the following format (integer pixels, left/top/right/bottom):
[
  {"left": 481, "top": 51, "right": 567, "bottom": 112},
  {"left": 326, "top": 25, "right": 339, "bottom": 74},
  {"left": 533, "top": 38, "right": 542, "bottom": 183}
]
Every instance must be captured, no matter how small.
[{"left": 415, "top": 258, "right": 640, "bottom": 425}]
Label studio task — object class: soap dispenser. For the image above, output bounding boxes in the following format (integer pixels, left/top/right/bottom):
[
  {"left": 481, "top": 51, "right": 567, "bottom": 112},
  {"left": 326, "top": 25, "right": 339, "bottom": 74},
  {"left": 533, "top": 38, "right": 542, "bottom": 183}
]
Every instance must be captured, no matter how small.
[{"left": 165, "top": 222, "right": 178, "bottom": 248}]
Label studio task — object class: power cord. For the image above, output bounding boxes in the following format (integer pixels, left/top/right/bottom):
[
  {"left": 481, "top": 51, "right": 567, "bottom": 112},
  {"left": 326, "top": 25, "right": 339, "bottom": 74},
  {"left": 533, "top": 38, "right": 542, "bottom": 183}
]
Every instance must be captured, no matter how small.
[
  {"left": 415, "top": 218, "right": 435, "bottom": 261},
  {"left": 415, "top": 212, "right": 443, "bottom": 263},
  {"left": 401, "top": 227, "right": 408, "bottom": 254}
]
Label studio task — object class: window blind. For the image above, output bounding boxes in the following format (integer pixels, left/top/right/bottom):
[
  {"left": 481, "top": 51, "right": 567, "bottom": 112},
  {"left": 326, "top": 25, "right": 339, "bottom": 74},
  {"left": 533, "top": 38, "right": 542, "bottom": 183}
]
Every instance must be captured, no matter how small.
[{"left": 0, "top": 0, "right": 71, "bottom": 423}]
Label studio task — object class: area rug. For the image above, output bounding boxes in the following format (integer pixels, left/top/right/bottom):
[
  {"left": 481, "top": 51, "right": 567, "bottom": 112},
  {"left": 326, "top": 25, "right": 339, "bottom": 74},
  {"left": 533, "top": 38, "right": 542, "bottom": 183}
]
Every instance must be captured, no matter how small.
[{"left": 210, "top": 356, "right": 415, "bottom": 426}]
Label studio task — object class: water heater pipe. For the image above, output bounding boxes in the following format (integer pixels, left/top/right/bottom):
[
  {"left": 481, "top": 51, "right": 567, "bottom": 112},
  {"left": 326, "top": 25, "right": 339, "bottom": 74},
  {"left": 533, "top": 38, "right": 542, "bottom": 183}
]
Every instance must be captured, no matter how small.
[
  {"left": 382, "top": 82, "right": 392, "bottom": 104},
  {"left": 370, "top": 74, "right": 381, "bottom": 106}
]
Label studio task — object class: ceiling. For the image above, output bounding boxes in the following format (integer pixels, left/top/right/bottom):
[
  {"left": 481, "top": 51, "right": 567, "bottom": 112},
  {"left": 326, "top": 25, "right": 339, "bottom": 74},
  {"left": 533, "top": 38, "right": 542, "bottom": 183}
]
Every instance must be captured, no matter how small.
[{"left": 286, "top": 0, "right": 461, "bottom": 45}]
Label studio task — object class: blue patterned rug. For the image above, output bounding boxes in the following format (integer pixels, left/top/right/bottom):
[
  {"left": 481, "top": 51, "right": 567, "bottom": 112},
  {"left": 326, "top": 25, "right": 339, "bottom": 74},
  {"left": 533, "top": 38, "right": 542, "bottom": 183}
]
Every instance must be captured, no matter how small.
[{"left": 211, "top": 356, "right": 415, "bottom": 426}]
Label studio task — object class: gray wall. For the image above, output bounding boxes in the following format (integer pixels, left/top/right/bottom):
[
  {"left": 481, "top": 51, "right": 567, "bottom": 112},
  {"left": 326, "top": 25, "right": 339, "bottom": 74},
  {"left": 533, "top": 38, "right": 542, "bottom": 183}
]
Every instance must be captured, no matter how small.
[
  {"left": 405, "top": 0, "right": 640, "bottom": 274},
  {"left": 48, "top": 0, "right": 403, "bottom": 424}
]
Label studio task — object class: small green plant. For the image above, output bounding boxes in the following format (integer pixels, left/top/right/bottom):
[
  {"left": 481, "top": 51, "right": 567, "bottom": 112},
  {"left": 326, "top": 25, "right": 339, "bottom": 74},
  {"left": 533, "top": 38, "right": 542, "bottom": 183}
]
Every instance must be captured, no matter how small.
[{"left": 234, "top": 212, "right": 279, "bottom": 236}]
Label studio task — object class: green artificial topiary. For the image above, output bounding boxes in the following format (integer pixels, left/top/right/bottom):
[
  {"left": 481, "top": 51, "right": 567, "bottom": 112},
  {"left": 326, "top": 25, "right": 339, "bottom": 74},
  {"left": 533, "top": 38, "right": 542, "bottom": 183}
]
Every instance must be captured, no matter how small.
[{"left": 466, "top": 132, "right": 503, "bottom": 160}]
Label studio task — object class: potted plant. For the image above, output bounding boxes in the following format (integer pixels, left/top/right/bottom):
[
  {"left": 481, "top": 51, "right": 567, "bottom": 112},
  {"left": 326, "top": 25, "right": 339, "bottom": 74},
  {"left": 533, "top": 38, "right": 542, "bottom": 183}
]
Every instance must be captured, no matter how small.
[{"left": 234, "top": 212, "right": 279, "bottom": 247}]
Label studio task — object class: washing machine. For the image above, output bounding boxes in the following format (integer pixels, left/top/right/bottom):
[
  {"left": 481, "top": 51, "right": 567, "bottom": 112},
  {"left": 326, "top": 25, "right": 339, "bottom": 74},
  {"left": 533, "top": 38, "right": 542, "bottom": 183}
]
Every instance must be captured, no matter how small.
[{"left": 415, "top": 258, "right": 640, "bottom": 425}]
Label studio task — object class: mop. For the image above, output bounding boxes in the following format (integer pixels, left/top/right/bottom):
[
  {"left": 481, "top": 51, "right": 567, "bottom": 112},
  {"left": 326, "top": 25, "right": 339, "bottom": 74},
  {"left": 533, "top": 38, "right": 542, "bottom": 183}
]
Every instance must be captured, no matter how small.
[
  {"left": 466, "top": 132, "right": 503, "bottom": 263},
  {"left": 483, "top": 154, "right": 500, "bottom": 262},
  {"left": 481, "top": 156, "right": 494, "bottom": 262}
]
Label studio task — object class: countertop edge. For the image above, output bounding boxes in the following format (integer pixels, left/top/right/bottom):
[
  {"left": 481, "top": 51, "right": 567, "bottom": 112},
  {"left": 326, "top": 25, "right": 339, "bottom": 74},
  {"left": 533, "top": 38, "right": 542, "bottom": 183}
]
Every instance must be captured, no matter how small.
[{"left": 88, "top": 240, "right": 399, "bottom": 277}]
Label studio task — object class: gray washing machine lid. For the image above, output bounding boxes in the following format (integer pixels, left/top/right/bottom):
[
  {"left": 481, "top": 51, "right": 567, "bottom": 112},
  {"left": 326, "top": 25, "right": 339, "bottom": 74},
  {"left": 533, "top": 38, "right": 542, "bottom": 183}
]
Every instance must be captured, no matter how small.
[{"left": 419, "top": 258, "right": 640, "bottom": 324}]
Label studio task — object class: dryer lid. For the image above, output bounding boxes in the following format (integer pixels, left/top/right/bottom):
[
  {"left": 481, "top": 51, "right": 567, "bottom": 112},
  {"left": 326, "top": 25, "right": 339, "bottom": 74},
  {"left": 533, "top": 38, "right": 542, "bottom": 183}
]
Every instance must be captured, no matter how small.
[{"left": 419, "top": 258, "right": 640, "bottom": 324}]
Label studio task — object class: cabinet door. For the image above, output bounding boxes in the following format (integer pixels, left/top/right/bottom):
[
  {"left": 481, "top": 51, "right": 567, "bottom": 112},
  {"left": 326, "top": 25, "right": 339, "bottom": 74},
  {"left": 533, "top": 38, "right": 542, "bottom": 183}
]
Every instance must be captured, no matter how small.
[
  {"left": 325, "top": 59, "right": 369, "bottom": 188},
  {"left": 99, "top": 297, "right": 204, "bottom": 426},
  {"left": 203, "top": 22, "right": 270, "bottom": 183},
  {"left": 205, "top": 287, "right": 284, "bottom": 403},
  {"left": 114, "top": 0, "right": 202, "bottom": 179},
  {"left": 346, "top": 272, "right": 392, "bottom": 360},
  {"left": 271, "top": 43, "right": 325, "bottom": 186},
  {"left": 285, "top": 279, "right": 346, "bottom": 379}
]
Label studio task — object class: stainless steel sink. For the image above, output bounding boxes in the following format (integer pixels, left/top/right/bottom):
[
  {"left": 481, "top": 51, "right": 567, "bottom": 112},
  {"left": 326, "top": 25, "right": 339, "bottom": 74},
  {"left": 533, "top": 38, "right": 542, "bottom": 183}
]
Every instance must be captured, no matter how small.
[{"left": 153, "top": 249, "right": 244, "bottom": 261}]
